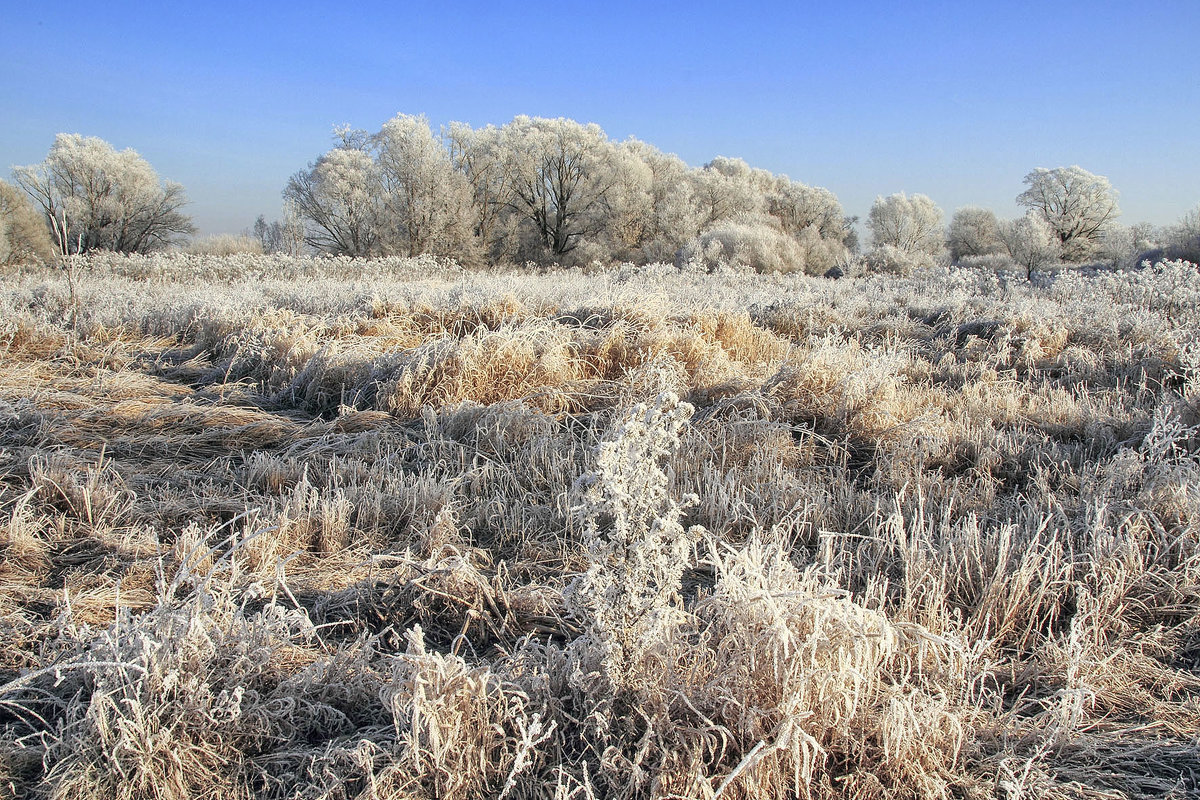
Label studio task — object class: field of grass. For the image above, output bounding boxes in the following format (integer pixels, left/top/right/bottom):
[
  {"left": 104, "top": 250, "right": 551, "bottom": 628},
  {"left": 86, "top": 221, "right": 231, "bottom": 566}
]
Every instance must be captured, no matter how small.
[{"left": 1, "top": 253, "right": 1198, "bottom": 799}]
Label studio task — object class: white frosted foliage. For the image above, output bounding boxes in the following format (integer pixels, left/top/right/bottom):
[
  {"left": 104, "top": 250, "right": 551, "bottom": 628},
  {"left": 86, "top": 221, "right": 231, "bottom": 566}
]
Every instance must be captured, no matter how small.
[
  {"left": 1017, "top": 165, "right": 1120, "bottom": 261},
  {"left": 867, "top": 192, "right": 945, "bottom": 256},
  {"left": 14, "top": 134, "right": 194, "bottom": 254},
  {"left": 567, "top": 390, "right": 704, "bottom": 693}
]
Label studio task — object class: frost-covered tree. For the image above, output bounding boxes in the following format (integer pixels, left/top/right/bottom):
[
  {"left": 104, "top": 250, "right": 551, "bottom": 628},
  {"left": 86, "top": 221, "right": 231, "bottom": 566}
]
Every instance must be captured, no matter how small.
[
  {"left": 1016, "top": 165, "right": 1120, "bottom": 261},
  {"left": 948, "top": 206, "right": 1004, "bottom": 261},
  {"left": 867, "top": 192, "right": 945, "bottom": 256},
  {"left": 0, "top": 179, "right": 56, "bottom": 265},
  {"left": 691, "top": 157, "right": 765, "bottom": 230},
  {"left": 765, "top": 177, "right": 849, "bottom": 271},
  {"left": 374, "top": 113, "right": 476, "bottom": 259},
  {"left": 13, "top": 134, "right": 194, "bottom": 254},
  {"left": 1163, "top": 204, "right": 1200, "bottom": 263},
  {"left": 288, "top": 113, "right": 853, "bottom": 267},
  {"left": 681, "top": 158, "right": 848, "bottom": 272},
  {"left": 617, "top": 140, "right": 705, "bottom": 262},
  {"left": 252, "top": 202, "right": 305, "bottom": 256},
  {"left": 252, "top": 215, "right": 272, "bottom": 251},
  {"left": 842, "top": 215, "right": 860, "bottom": 254},
  {"left": 1095, "top": 222, "right": 1155, "bottom": 270},
  {"left": 765, "top": 178, "right": 845, "bottom": 243},
  {"left": 284, "top": 146, "right": 384, "bottom": 257},
  {"left": 999, "top": 211, "right": 1061, "bottom": 279},
  {"left": 446, "top": 121, "right": 518, "bottom": 261},
  {"left": 599, "top": 142, "right": 656, "bottom": 260},
  {"left": 500, "top": 116, "right": 619, "bottom": 258}
]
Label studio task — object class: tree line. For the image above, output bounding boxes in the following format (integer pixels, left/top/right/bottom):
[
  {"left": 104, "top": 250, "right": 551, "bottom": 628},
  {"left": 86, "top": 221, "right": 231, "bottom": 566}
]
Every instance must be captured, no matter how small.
[
  {"left": 3, "top": 117, "right": 1199, "bottom": 273},
  {"left": 277, "top": 114, "right": 852, "bottom": 273}
]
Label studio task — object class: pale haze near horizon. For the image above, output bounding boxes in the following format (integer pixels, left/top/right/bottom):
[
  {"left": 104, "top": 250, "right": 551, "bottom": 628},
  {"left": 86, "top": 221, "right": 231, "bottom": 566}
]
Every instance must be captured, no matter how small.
[{"left": 3, "top": 0, "right": 1197, "bottom": 238}]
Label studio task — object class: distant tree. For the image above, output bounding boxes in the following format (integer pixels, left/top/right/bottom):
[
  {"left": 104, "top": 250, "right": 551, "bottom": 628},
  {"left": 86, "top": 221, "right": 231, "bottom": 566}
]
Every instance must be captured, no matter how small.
[
  {"left": 614, "top": 140, "right": 704, "bottom": 262},
  {"left": 1094, "top": 222, "right": 1156, "bottom": 270},
  {"left": 867, "top": 192, "right": 944, "bottom": 256},
  {"left": 277, "top": 200, "right": 308, "bottom": 255},
  {"left": 998, "top": 211, "right": 1061, "bottom": 279},
  {"left": 842, "top": 216, "right": 860, "bottom": 254},
  {"left": 948, "top": 206, "right": 1004, "bottom": 261},
  {"left": 1163, "top": 204, "right": 1200, "bottom": 263},
  {"left": 0, "top": 179, "right": 56, "bottom": 265},
  {"left": 446, "top": 121, "right": 517, "bottom": 260},
  {"left": 1016, "top": 165, "right": 1120, "bottom": 261},
  {"left": 252, "top": 214, "right": 273, "bottom": 251},
  {"left": 602, "top": 142, "right": 655, "bottom": 260},
  {"left": 13, "top": 133, "right": 195, "bottom": 254},
  {"left": 288, "top": 113, "right": 854, "bottom": 267},
  {"left": 284, "top": 146, "right": 384, "bottom": 257},
  {"left": 253, "top": 202, "right": 306, "bottom": 255},
  {"left": 500, "top": 116, "right": 619, "bottom": 258},
  {"left": 1129, "top": 221, "right": 1157, "bottom": 256},
  {"left": 374, "top": 113, "right": 475, "bottom": 258},
  {"left": 765, "top": 179, "right": 845, "bottom": 244},
  {"left": 682, "top": 158, "right": 849, "bottom": 269},
  {"left": 691, "top": 157, "right": 764, "bottom": 230}
]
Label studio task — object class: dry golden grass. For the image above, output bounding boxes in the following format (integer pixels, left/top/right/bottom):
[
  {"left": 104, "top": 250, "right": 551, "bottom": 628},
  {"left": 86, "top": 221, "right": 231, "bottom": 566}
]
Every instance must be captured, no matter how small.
[{"left": 1, "top": 254, "right": 1198, "bottom": 799}]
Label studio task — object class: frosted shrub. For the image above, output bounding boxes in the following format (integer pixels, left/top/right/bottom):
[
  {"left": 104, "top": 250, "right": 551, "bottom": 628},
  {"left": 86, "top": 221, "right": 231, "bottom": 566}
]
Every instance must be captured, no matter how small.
[
  {"left": 381, "top": 626, "right": 553, "bottom": 799},
  {"left": 867, "top": 192, "right": 945, "bottom": 257},
  {"left": 676, "top": 221, "right": 810, "bottom": 274},
  {"left": 566, "top": 390, "right": 703, "bottom": 694},
  {"left": 948, "top": 206, "right": 1003, "bottom": 262},
  {"left": 1059, "top": 258, "right": 1200, "bottom": 324},
  {"left": 1138, "top": 258, "right": 1200, "bottom": 322},
  {"left": 685, "top": 535, "right": 977, "bottom": 797},
  {"left": 998, "top": 211, "right": 1062, "bottom": 279},
  {"left": 1093, "top": 223, "right": 1152, "bottom": 270},
  {"left": 7, "top": 531, "right": 324, "bottom": 800},
  {"left": 861, "top": 243, "right": 944, "bottom": 275}
]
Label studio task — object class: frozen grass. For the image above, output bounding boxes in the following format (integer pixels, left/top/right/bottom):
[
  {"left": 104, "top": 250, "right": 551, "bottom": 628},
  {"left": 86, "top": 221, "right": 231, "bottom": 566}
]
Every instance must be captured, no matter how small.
[{"left": 1, "top": 253, "right": 1198, "bottom": 798}]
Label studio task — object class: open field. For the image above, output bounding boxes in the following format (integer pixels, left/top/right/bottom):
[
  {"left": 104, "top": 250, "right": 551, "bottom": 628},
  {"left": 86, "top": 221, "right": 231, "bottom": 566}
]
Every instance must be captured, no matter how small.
[{"left": 1, "top": 253, "right": 1198, "bottom": 799}]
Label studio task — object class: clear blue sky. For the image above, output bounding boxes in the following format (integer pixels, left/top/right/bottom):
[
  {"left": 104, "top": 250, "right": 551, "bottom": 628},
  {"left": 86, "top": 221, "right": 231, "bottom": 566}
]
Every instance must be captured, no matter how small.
[{"left": 3, "top": 0, "right": 1197, "bottom": 236}]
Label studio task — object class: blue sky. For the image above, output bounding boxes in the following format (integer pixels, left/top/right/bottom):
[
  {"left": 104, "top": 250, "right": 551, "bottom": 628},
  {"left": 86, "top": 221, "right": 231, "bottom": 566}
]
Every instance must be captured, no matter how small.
[{"left": 3, "top": 0, "right": 1197, "bottom": 236}]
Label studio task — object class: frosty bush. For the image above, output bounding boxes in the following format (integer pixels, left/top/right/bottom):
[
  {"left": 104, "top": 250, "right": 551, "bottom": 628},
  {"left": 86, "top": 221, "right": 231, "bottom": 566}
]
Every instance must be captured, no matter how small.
[
  {"left": 676, "top": 221, "right": 811, "bottom": 274},
  {"left": 948, "top": 206, "right": 1003, "bottom": 262},
  {"left": 998, "top": 211, "right": 1062, "bottom": 279},
  {"left": 956, "top": 252, "right": 1018, "bottom": 272},
  {"left": 860, "top": 243, "right": 944, "bottom": 275},
  {"left": 867, "top": 192, "right": 945, "bottom": 257}
]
